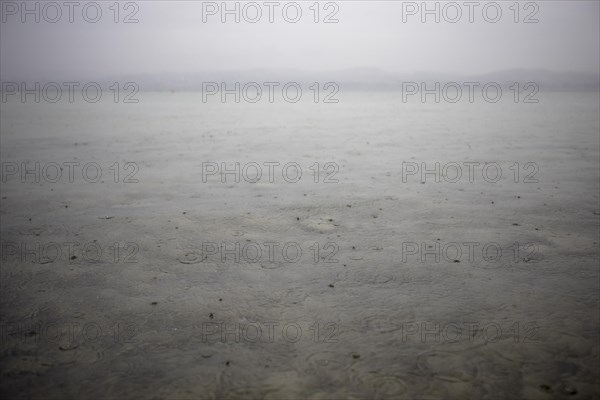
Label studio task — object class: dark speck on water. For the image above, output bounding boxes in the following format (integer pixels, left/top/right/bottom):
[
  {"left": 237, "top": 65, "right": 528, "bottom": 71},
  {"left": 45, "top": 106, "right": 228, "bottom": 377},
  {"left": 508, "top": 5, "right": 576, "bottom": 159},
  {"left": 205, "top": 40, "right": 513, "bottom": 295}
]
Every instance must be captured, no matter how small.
[
  {"left": 539, "top": 385, "right": 552, "bottom": 393},
  {"left": 151, "top": 302, "right": 158, "bottom": 306},
  {"left": 329, "top": 284, "right": 334, "bottom": 288},
  {"left": 59, "top": 345, "right": 79, "bottom": 351},
  {"left": 561, "top": 385, "right": 577, "bottom": 395}
]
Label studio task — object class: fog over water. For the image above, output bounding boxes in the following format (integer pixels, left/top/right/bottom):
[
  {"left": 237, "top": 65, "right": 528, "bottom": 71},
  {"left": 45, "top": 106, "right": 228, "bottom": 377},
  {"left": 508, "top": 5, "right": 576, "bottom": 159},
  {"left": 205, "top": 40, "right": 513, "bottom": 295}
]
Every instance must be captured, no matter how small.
[
  {"left": 1, "top": 1, "right": 599, "bottom": 81},
  {"left": 1, "top": 1, "right": 599, "bottom": 399}
]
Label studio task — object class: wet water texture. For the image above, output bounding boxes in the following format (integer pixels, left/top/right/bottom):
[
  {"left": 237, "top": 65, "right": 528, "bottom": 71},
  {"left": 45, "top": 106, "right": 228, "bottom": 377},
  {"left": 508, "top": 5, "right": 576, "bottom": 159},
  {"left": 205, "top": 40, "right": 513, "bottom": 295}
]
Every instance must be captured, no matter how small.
[{"left": 1, "top": 92, "right": 599, "bottom": 399}]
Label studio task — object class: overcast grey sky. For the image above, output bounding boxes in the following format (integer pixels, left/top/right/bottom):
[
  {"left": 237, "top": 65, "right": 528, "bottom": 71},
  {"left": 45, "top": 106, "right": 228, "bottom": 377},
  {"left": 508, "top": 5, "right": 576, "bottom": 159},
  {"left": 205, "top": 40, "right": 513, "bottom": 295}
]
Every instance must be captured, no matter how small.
[{"left": 1, "top": 0, "right": 599, "bottom": 80}]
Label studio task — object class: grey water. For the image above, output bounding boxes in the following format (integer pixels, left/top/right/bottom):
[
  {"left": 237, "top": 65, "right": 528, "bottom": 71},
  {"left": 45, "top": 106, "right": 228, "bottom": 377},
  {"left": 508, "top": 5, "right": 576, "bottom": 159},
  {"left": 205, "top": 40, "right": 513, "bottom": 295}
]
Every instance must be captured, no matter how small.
[{"left": 1, "top": 91, "right": 599, "bottom": 398}]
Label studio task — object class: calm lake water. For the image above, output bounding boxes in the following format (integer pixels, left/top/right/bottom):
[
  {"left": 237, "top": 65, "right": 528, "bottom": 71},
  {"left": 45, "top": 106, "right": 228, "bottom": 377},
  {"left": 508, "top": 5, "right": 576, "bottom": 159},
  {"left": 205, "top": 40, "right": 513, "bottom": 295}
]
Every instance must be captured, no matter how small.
[{"left": 1, "top": 90, "right": 599, "bottom": 399}]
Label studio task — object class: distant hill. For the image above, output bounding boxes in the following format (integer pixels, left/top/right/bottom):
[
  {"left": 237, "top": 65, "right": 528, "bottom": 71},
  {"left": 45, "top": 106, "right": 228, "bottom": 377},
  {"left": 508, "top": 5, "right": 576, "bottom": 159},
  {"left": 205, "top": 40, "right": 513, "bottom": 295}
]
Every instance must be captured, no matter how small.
[{"left": 2, "top": 68, "right": 598, "bottom": 91}]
